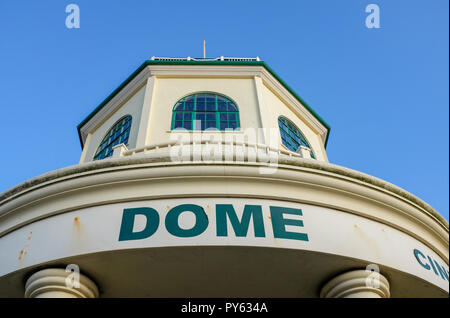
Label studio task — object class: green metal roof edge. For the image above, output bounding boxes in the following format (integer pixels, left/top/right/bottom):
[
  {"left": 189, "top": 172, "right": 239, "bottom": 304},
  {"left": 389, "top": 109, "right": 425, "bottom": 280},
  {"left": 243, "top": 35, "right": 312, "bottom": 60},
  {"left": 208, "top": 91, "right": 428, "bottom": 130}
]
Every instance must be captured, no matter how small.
[
  {"left": 76, "top": 60, "right": 150, "bottom": 147},
  {"left": 259, "top": 61, "right": 331, "bottom": 147},
  {"left": 77, "top": 59, "right": 331, "bottom": 148}
]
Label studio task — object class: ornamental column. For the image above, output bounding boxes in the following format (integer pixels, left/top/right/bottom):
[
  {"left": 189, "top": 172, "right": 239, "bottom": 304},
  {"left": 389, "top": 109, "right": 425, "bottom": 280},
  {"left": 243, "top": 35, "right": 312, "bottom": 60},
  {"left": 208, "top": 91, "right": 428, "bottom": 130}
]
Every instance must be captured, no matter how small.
[
  {"left": 24, "top": 268, "right": 99, "bottom": 298},
  {"left": 320, "top": 269, "right": 390, "bottom": 298}
]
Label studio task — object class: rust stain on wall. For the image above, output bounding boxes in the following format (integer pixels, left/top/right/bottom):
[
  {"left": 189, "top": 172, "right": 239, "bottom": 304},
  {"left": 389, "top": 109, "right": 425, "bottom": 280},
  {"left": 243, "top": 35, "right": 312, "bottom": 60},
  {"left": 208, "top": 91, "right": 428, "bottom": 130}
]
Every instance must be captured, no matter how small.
[
  {"left": 18, "top": 232, "right": 32, "bottom": 262},
  {"left": 73, "top": 216, "right": 83, "bottom": 238}
]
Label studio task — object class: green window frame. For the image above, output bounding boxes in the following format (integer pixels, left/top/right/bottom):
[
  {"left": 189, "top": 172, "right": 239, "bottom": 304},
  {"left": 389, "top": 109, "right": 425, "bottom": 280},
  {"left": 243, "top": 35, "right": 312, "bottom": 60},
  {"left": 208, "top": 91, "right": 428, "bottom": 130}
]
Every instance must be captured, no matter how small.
[
  {"left": 171, "top": 93, "right": 240, "bottom": 131},
  {"left": 93, "top": 115, "right": 132, "bottom": 161},
  {"left": 278, "top": 116, "right": 316, "bottom": 159}
]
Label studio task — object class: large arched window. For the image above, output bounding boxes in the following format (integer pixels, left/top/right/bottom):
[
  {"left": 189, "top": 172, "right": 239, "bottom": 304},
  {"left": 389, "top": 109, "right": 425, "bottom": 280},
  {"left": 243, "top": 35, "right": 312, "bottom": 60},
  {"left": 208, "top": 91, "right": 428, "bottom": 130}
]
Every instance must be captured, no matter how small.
[
  {"left": 278, "top": 116, "right": 316, "bottom": 159},
  {"left": 93, "top": 115, "right": 132, "bottom": 161},
  {"left": 171, "top": 93, "right": 240, "bottom": 131}
]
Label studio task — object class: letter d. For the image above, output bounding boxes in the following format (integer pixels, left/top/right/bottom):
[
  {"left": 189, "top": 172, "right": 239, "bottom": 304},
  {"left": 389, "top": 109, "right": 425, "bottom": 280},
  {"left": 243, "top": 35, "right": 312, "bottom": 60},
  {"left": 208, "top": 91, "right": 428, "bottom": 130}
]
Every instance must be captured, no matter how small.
[{"left": 118, "top": 208, "right": 160, "bottom": 241}]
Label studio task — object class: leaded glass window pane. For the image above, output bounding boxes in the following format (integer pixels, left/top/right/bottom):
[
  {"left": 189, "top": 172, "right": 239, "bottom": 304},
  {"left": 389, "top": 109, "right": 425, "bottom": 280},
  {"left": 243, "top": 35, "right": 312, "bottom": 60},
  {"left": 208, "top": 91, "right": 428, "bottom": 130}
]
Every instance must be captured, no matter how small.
[
  {"left": 94, "top": 115, "right": 132, "bottom": 161},
  {"left": 172, "top": 93, "right": 240, "bottom": 131},
  {"left": 278, "top": 116, "right": 316, "bottom": 159}
]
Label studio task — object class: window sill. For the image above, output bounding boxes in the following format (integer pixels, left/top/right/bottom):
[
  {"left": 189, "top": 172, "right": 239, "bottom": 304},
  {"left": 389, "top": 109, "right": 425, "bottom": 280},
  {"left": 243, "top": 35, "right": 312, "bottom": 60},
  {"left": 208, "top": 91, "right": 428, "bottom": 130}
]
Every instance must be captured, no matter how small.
[{"left": 167, "top": 130, "right": 244, "bottom": 134}]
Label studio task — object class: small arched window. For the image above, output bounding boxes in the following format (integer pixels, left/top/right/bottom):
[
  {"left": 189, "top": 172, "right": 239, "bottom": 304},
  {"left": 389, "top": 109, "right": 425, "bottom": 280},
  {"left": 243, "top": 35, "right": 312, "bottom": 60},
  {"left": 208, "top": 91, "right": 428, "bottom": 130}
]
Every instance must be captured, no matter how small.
[
  {"left": 93, "top": 115, "right": 132, "bottom": 161},
  {"left": 278, "top": 116, "right": 316, "bottom": 159},
  {"left": 171, "top": 93, "right": 240, "bottom": 131}
]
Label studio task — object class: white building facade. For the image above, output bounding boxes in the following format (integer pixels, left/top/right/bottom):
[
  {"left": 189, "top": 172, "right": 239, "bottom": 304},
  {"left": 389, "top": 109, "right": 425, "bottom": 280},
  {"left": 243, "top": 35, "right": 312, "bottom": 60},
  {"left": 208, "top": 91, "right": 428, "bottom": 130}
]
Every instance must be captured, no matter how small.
[{"left": 0, "top": 57, "right": 448, "bottom": 298}]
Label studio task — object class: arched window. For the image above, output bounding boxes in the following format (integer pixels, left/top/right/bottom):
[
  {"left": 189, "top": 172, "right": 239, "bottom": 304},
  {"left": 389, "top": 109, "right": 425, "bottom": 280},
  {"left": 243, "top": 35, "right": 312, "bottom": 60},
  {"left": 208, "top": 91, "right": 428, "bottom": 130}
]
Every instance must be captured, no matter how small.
[
  {"left": 171, "top": 93, "right": 240, "bottom": 131},
  {"left": 93, "top": 115, "right": 132, "bottom": 160},
  {"left": 278, "top": 116, "right": 316, "bottom": 159}
]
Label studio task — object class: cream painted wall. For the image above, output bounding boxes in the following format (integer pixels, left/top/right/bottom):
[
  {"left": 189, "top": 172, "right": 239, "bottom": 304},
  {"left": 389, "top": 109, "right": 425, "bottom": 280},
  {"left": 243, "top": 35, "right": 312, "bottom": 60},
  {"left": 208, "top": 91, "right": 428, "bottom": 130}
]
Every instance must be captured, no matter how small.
[
  {"left": 145, "top": 77, "right": 261, "bottom": 145},
  {"left": 80, "top": 73, "right": 329, "bottom": 163},
  {"left": 261, "top": 83, "right": 328, "bottom": 162},
  {"left": 82, "top": 84, "right": 146, "bottom": 162}
]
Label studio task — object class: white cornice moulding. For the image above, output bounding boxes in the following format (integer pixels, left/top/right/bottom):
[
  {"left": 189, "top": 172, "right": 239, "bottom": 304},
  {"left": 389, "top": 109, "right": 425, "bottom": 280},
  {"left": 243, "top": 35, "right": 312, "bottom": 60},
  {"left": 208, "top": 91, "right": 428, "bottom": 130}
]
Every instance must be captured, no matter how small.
[
  {"left": 0, "top": 156, "right": 447, "bottom": 263},
  {"left": 79, "top": 66, "right": 152, "bottom": 145},
  {"left": 258, "top": 69, "right": 328, "bottom": 144}
]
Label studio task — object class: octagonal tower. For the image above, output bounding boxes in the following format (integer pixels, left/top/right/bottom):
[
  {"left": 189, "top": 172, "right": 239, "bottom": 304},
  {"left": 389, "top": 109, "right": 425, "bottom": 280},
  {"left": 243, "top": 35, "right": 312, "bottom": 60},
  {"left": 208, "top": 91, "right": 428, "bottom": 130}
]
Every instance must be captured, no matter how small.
[{"left": 77, "top": 57, "right": 330, "bottom": 164}]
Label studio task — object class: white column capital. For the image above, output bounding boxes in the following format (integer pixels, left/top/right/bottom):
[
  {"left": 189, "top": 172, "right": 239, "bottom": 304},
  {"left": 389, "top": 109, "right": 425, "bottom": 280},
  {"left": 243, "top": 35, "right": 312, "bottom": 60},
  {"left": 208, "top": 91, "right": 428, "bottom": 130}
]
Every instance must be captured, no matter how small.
[
  {"left": 320, "top": 269, "right": 390, "bottom": 298},
  {"left": 25, "top": 268, "right": 99, "bottom": 298}
]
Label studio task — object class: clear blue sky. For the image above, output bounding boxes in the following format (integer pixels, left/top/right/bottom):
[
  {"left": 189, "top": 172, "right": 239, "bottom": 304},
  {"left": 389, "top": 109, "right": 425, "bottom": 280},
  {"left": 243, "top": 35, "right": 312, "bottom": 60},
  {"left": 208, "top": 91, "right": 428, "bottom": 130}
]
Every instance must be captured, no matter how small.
[{"left": 0, "top": 1, "right": 448, "bottom": 220}]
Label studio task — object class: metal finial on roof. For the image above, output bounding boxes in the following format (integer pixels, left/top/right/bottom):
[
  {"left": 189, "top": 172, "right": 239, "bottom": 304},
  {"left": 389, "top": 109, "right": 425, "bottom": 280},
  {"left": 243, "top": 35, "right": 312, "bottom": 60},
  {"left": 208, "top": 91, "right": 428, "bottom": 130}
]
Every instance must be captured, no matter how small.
[{"left": 150, "top": 56, "right": 261, "bottom": 62}]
